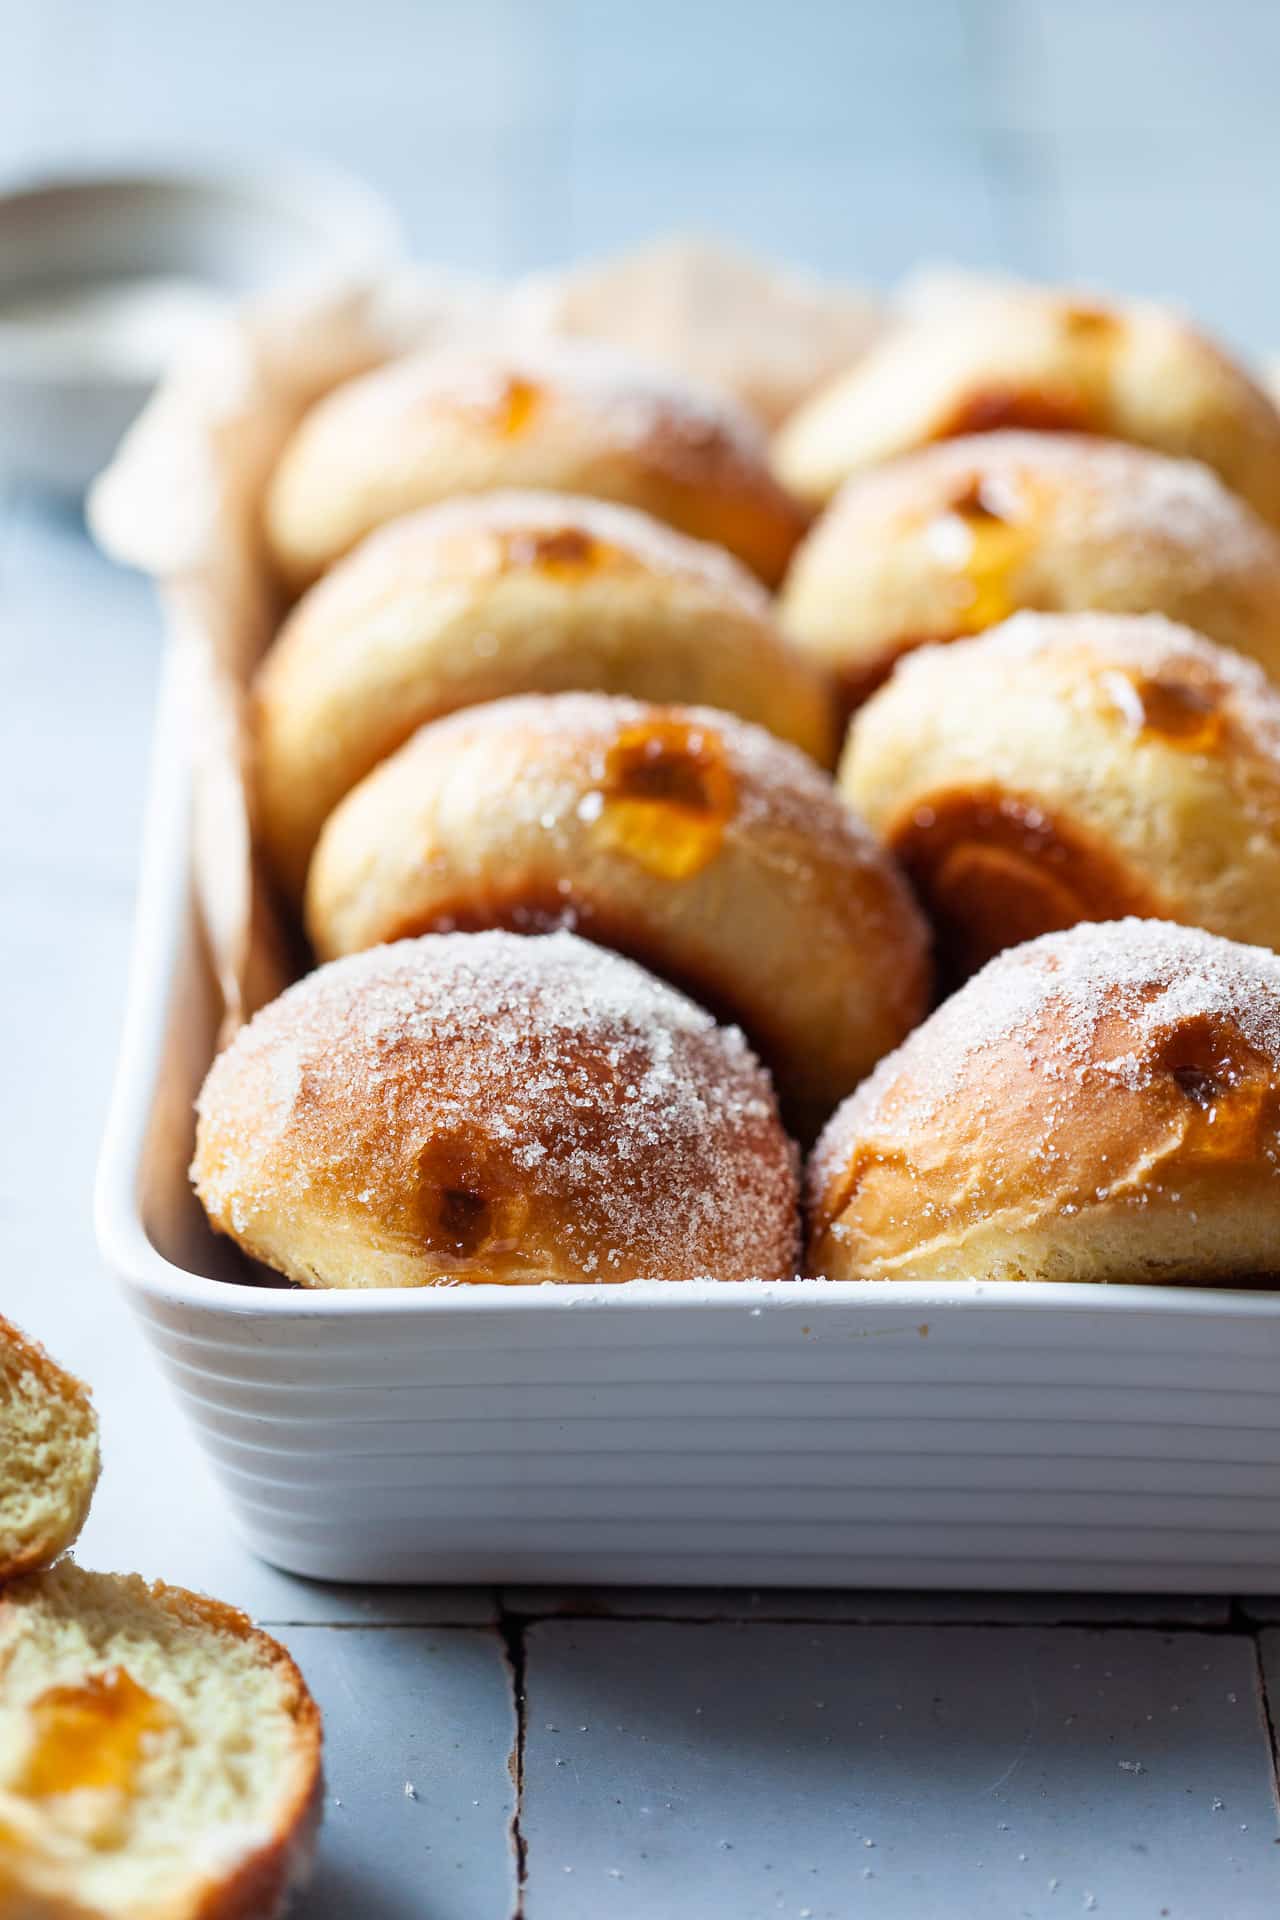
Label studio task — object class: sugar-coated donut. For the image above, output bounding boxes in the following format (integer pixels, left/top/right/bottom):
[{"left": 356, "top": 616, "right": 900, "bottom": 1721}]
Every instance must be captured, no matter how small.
[
  {"left": 192, "top": 930, "right": 800, "bottom": 1286},
  {"left": 779, "top": 433, "right": 1280, "bottom": 706},
  {"left": 264, "top": 339, "right": 808, "bottom": 591},
  {"left": 773, "top": 284, "right": 1280, "bottom": 524},
  {"left": 808, "top": 918, "right": 1280, "bottom": 1286},
  {"left": 305, "top": 693, "right": 931, "bottom": 1139},
  {"left": 253, "top": 491, "right": 835, "bottom": 898},
  {"left": 841, "top": 612, "right": 1280, "bottom": 981},
  {"left": 510, "top": 236, "right": 881, "bottom": 429}
]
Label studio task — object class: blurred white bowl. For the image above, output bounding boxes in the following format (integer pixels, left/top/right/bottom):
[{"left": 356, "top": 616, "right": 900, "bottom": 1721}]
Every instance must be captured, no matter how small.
[{"left": 0, "top": 163, "right": 403, "bottom": 495}]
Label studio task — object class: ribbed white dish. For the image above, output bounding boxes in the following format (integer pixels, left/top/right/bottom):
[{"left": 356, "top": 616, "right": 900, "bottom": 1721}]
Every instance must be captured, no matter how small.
[{"left": 96, "top": 654, "right": 1280, "bottom": 1590}]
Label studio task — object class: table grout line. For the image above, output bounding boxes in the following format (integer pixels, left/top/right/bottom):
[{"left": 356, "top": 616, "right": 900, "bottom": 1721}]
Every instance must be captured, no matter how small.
[
  {"left": 492, "top": 1604, "right": 1241, "bottom": 1632},
  {"left": 250, "top": 1599, "right": 1248, "bottom": 1631},
  {"left": 496, "top": 1594, "right": 529, "bottom": 1920},
  {"left": 1250, "top": 1633, "right": 1280, "bottom": 1818}
]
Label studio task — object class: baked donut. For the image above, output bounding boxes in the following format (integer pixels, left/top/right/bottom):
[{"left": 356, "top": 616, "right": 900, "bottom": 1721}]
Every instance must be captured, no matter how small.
[
  {"left": 0, "top": 1316, "right": 99, "bottom": 1582},
  {"left": 0, "top": 1561, "right": 322, "bottom": 1920},
  {"left": 254, "top": 491, "right": 835, "bottom": 898},
  {"left": 807, "top": 918, "right": 1280, "bottom": 1286},
  {"left": 779, "top": 432, "right": 1280, "bottom": 706},
  {"left": 773, "top": 282, "right": 1280, "bottom": 525},
  {"left": 191, "top": 930, "right": 800, "bottom": 1285},
  {"left": 305, "top": 693, "right": 931, "bottom": 1139},
  {"left": 510, "top": 236, "right": 881, "bottom": 430},
  {"left": 841, "top": 612, "right": 1280, "bottom": 980},
  {"left": 263, "top": 339, "right": 808, "bottom": 591}
]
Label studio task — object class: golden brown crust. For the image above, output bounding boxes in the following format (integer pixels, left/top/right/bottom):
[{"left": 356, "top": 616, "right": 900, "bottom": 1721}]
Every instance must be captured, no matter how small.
[
  {"left": 779, "top": 433, "right": 1280, "bottom": 711},
  {"left": 114, "top": 1580, "right": 324, "bottom": 1920},
  {"left": 840, "top": 612, "right": 1280, "bottom": 980},
  {"left": 191, "top": 1666, "right": 321, "bottom": 1920},
  {"left": 773, "top": 286, "right": 1280, "bottom": 525},
  {"left": 192, "top": 930, "right": 801, "bottom": 1286},
  {"left": 0, "top": 1317, "right": 99, "bottom": 1583},
  {"left": 305, "top": 693, "right": 930, "bottom": 1140},
  {"left": 263, "top": 340, "right": 808, "bottom": 592},
  {"left": 253, "top": 490, "right": 835, "bottom": 899},
  {"left": 807, "top": 918, "right": 1280, "bottom": 1286}
]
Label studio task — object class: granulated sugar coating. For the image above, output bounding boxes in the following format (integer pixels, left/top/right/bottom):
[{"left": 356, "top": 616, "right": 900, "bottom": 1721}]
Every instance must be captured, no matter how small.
[
  {"left": 817, "top": 917, "right": 1280, "bottom": 1166},
  {"left": 365, "top": 335, "right": 772, "bottom": 456},
  {"left": 840, "top": 432, "right": 1280, "bottom": 578},
  {"left": 266, "top": 328, "right": 807, "bottom": 592},
  {"left": 808, "top": 919, "right": 1280, "bottom": 1286},
  {"left": 408, "top": 689, "right": 894, "bottom": 875},
  {"left": 896, "top": 607, "right": 1280, "bottom": 738},
  {"left": 884, "top": 609, "right": 1280, "bottom": 778},
  {"left": 290, "top": 487, "right": 773, "bottom": 618},
  {"left": 193, "top": 930, "right": 800, "bottom": 1287}
]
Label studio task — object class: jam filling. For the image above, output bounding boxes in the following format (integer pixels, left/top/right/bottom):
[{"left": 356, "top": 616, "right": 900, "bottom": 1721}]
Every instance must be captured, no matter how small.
[
  {"left": 1101, "top": 670, "right": 1224, "bottom": 753},
  {"left": 18, "top": 1668, "right": 174, "bottom": 1799},
  {"left": 923, "top": 475, "right": 1035, "bottom": 633},
  {"left": 589, "top": 720, "right": 737, "bottom": 880}
]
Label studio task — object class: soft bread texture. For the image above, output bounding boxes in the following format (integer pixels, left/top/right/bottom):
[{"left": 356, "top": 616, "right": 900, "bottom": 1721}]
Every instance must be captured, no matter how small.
[
  {"left": 808, "top": 918, "right": 1280, "bottom": 1286},
  {"left": 841, "top": 612, "right": 1280, "bottom": 980},
  {"left": 254, "top": 490, "right": 836, "bottom": 897},
  {"left": 263, "top": 339, "right": 808, "bottom": 592},
  {"left": 510, "top": 236, "right": 881, "bottom": 429},
  {"left": 0, "top": 1561, "right": 322, "bottom": 1920},
  {"left": 306, "top": 693, "right": 930, "bottom": 1140},
  {"left": 773, "top": 284, "right": 1280, "bottom": 525},
  {"left": 192, "top": 930, "right": 801, "bottom": 1286},
  {"left": 779, "top": 432, "right": 1280, "bottom": 705},
  {"left": 0, "top": 1321, "right": 99, "bottom": 1584}
]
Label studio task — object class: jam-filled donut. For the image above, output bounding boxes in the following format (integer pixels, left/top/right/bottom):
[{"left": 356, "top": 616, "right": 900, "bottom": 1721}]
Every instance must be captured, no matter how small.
[
  {"left": 191, "top": 930, "right": 800, "bottom": 1286},
  {"left": 511, "top": 236, "right": 882, "bottom": 430},
  {"left": 773, "top": 282, "right": 1280, "bottom": 525},
  {"left": 305, "top": 693, "right": 931, "bottom": 1139},
  {"left": 840, "top": 611, "right": 1280, "bottom": 980},
  {"left": 264, "top": 339, "right": 808, "bottom": 591},
  {"left": 254, "top": 492, "right": 834, "bottom": 899},
  {"left": 808, "top": 918, "right": 1280, "bottom": 1286},
  {"left": 779, "top": 433, "right": 1280, "bottom": 707}
]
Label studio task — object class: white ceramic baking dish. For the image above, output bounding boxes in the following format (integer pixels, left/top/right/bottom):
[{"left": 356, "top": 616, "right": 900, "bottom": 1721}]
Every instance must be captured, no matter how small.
[{"left": 95, "top": 647, "right": 1280, "bottom": 1591}]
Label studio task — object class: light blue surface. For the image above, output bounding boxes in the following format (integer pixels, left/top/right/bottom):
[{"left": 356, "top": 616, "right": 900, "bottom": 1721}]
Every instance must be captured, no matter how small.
[
  {"left": 522, "top": 1620, "right": 1280, "bottom": 1918},
  {"left": 3, "top": 3, "right": 1280, "bottom": 1912},
  {"left": 0, "top": 0, "right": 1278, "bottom": 346},
  {"left": 283, "top": 1626, "right": 518, "bottom": 1919}
]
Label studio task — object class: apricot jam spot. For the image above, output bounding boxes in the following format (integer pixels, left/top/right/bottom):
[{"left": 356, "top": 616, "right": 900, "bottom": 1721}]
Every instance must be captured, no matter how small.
[
  {"left": 19, "top": 1668, "right": 175, "bottom": 1799},
  {"left": 495, "top": 375, "right": 541, "bottom": 437},
  {"left": 925, "top": 476, "right": 1035, "bottom": 633},
  {"left": 436, "top": 1187, "right": 492, "bottom": 1256},
  {"left": 591, "top": 720, "right": 737, "bottom": 880},
  {"left": 1160, "top": 1023, "right": 1277, "bottom": 1164},
  {"left": 1061, "top": 302, "right": 1120, "bottom": 341},
  {"left": 1172, "top": 1065, "right": 1220, "bottom": 1107},
  {"left": 503, "top": 526, "right": 605, "bottom": 577},
  {"left": 1101, "top": 671, "right": 1224, "bottom": 753}
]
